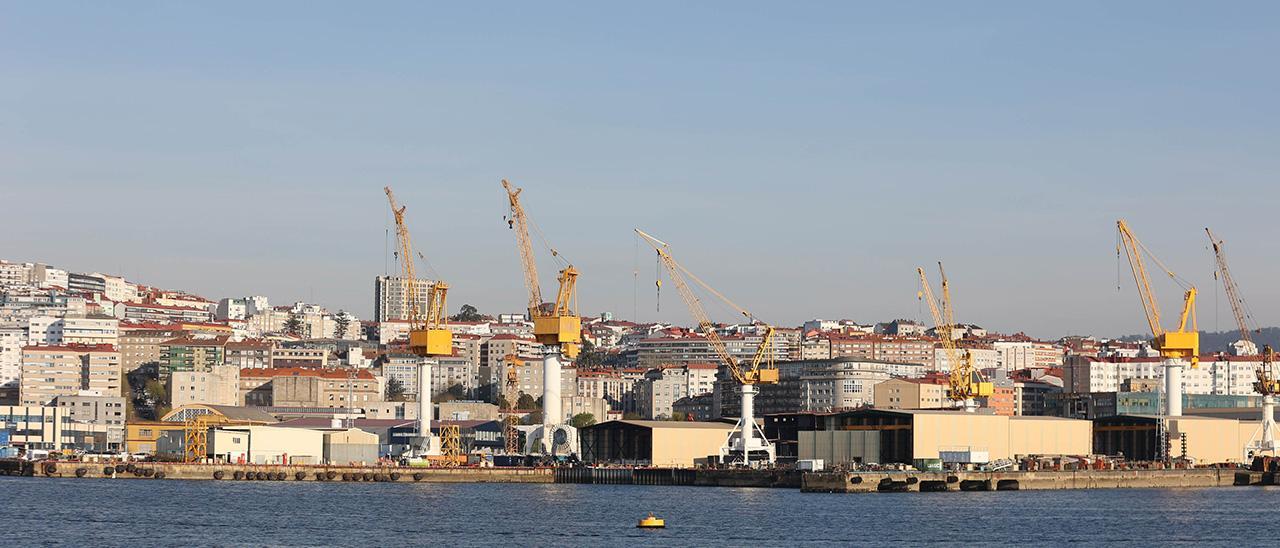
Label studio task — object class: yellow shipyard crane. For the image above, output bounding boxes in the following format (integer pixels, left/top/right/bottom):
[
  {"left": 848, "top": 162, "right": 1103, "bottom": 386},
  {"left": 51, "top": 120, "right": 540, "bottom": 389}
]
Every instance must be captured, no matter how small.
[
  {"left": 1206, "top": 228, "right": 1259, "bottom": 356},
  {"left": 917, "top": 262, "right": 992, "bottom": 412},
  {"left": 385, "top": 186, "right": 451, "bottom": 356},
  {"left": 1116, "top": 219, "right": 1198, "bottom": 418},
  {"left": 385, "top": 186, "right": 457, "bottom": 462},
  {"left": 503, "top": 179, "right": 581, "bottom": 454},
  {"left": 502, "top": 179, "right": 581, "bottom": 357},
  {"left": 635, "top": 228, "right": 778, "bottom": 466},
  {"left": 1206, "top": 227, "right": 1277, "bottom": 457}
]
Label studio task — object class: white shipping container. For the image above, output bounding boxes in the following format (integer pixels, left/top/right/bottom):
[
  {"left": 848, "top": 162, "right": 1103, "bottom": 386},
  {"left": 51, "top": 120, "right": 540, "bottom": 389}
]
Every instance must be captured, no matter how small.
[{"left": 797, "top": 459, "right": 825, "bottom": 471}]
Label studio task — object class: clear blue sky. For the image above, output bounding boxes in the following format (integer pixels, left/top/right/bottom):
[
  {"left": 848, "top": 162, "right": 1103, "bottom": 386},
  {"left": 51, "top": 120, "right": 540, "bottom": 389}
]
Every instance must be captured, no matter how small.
[{"left": 3, "top": 2, "right": 1278, "bottom": 339}]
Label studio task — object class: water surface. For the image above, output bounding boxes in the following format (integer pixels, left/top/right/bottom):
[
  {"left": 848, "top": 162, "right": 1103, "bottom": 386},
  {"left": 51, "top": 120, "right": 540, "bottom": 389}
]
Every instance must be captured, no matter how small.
[{"left": 1, "top": 476, "right": 1269, "bottom": 546}]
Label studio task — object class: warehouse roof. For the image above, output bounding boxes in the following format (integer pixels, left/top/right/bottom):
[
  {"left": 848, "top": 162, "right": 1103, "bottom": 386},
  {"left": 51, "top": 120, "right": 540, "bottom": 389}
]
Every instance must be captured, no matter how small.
[{"left": 587, "top": 420, "right": 735, "bottom": 430}]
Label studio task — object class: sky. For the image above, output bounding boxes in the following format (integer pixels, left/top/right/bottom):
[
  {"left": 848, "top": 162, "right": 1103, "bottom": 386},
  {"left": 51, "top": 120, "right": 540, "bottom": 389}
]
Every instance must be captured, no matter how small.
[{"left": 2, "top": 2, "right": 1278, "bottom": 339}]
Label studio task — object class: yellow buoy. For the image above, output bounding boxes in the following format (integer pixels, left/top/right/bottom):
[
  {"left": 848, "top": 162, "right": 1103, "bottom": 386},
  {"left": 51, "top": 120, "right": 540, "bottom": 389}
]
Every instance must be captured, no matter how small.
[{"left": 637, "top": 512, "right": 665, "bottom": 529}]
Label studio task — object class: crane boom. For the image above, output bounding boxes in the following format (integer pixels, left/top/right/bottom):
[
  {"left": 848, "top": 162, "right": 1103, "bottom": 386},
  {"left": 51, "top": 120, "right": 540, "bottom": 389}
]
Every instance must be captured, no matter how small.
[
  {"left": 503, "top": 179, "right": 543, "bottom": 317},
  {"left": 1206, "top": 227, "right": 1257, "bottom": 353},
  {"left": 1116, "top": 220, "right": 1199, "bottom": 367},
  {"left": 635, "top": 229, "right": 776, "bottom": 386},
  {"left": 385, "top": 186, "right": 451, "bottom": 356}
]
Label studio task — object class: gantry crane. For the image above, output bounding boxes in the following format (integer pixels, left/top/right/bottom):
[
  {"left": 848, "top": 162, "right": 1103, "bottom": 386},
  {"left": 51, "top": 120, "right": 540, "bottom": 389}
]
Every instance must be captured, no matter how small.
[
  {"left": 1116, "top": 219, "right": 1198, "bottom": 419},
  {"left": 503, "top": 179, "right": 581, "bottom": 453},
  {"left": 1206, "top": 228, "right": 1259, "bottom": 357},
  {"left": 385, "top": 186, "right": 454, "bottom": 459},
  {"left": 917, "top": 263, "right": 992, "bottom": 412},
  {"left": 1206, "top": 228, "right": 1277, "bottom": 457},
  {"left": 635, "top": 229, "right": 778, "bottom": 466}
]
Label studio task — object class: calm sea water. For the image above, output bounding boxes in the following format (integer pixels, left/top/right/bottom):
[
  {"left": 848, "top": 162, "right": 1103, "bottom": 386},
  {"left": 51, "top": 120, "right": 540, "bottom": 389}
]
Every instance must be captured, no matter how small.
[{"left": 1, "top": 475, "right": 1273, "bottom": 546}]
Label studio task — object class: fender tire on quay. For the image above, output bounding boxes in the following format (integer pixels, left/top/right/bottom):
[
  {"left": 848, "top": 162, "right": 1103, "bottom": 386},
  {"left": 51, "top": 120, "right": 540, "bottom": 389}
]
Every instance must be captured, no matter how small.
[
  {"left": 154, "top": 472, "right": 166, "bottom": 479},
  {"left": 233, "top": 471, "right": 244, "bottom": 480},
  {"left": 115, "top": 464, "right": 126, "bottom": 473},
  {"left": 325, "top": 471, "right": 336, "bottom": 480},
  {"left": 213, "top": 470, "right": 225, "bottom": 480},
  {"left": 44, "top": 463, "right": 57, "bottom": 475},
  {"left": 362, "top": 473, "right": 373, "bottom": 481},
  {"left": 255, "top": 472, "right": 266, "bottom": 481},
  {"left": 296, "top": 471, "right": 307, "bottom": 481},
  {"left": 390, "top": 473, "right": 401, "bottom": 481},
  {"left": 413, "top": 473, "right": 424, "bottom": 482},
  {"left": 75, "top": 468, "right": 87, "bottom": 478},
  {"left": 104, "top": 466, "right": 116, "bottom": 477}
]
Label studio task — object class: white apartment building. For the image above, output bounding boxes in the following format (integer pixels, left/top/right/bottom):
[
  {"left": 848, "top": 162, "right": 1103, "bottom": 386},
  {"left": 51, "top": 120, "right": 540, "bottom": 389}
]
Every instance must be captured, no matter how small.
[
  {"left": 0, "top": 324, "right": 27, "bottom": 387},
  {"left": 933, "top": 347, "right": 999, "bottom": 373},
  {"left": 1064, "top": 356, "right": 1257, "bottom": 396},
  {"left": 0, "top": 261, "right": 33, "bottom": 287},
  {"left": 992, "top": 340, "right": 1065, "bottom": 370},
  {"left": 27, "top": 316, "right": 119, "bottom": 346},
  {"left": 374, "top": 276, "right": 433, "bottom": 322}
]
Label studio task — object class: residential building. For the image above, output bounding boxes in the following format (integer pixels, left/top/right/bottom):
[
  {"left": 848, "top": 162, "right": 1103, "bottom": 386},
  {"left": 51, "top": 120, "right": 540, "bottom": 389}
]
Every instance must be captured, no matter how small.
[
  {"left": 224, "top": 339, "right": 274, "bottom": 369},
  {"left": 27, "top": 315, "right": 120, "bottom": 346},
  {"left": 577, "top": 369, "right": 632, "bottom": 411},
  {"left": 169, "top": 365, "right": 241, "bottom": 407},
  {"left": 374, "top": 275, "right": 433, "bottom": 322},
  {"left": 0, "top": 323, "right": 27, "bottom": 388},
  {"left": 873, "top": 377, "right": 948, "bottom": 410},
  {"left": 271, "top": 347, "right": 328, "bottom": 368},
  {"left": 270, "top": 369, "right": 381, "bottom": 408},
  {"left": 115, "top": 301, "right": 214, "bottom": 323},
  {"left": 673, "top": 393, "right": 716, "bottom": 421},
  {"left": 19, "top": 344, "right": 122, "bottom": 406},
  {"left": 1063, "top": 355, "right": 1258, "bottom": 396},
  {"left": 118, "top": 324, "right": 184, "bottom": 374},
  {"left": 160, "top": 335, "right": 228, "bottom": 377},
  {"left": 630, "top": 333, "right": 789, "bottom": 369}
]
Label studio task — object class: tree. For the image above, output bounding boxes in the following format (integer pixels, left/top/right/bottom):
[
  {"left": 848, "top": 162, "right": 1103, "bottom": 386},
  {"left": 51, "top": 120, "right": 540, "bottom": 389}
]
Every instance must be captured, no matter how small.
[
  {"left": 284, "top": 311, "right": 304, "bottom": 337},
  {"left": 574, "top": 339, "right": 605, "bottom": 368},
  {"left": 516, "top": 393, "right": 537, "bottom": 410},
  {"left": 569, "top": 412, "right": 596, "bottom": 428},
  {"left": 385, "top": 377, "right": 406, "bottom": 401},
  {"left": 623, "top": 412, "right": 643, "bottom": 420},
  {"left": 669, "top": 411, "right": 688, "bottom": 422},
  {"left": 435, "top": 383, "right": 468, "bottom": 402},
  {"left": 333, "top": 310, "right": 352, "bottom": 339},
  {"left": 450, "top": 304, "right": 484, "bottom": 322}
]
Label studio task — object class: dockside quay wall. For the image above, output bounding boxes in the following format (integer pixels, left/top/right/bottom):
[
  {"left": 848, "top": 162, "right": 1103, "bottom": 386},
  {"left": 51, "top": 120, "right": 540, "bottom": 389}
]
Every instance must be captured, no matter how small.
[
  {"left": 801, "top": 468, "right": 1234, "bottom": 493},
  {"left": 21, "top": 461, "right": 553, "bottom": 483}
]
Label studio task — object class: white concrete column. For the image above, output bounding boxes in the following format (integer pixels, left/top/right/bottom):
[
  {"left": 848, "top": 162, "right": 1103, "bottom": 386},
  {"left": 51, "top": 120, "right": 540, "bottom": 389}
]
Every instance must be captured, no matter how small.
[
  {"left": 543, "top": 350, "right": 562, "bottom": 428},
  {"left": 1164, "top": 359, "right": 1182, "bottom": 417}
]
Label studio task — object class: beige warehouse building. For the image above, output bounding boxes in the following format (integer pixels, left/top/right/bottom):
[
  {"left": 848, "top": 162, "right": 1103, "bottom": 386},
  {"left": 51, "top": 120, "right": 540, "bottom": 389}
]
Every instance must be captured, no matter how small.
[
  {"left": 579, "top": 420, "right": 735, "bottom": 467},
  {"left": 1093, "top": 414, "right": 1259, "bottom": 465},
  {"left": 797, "top": 409, "right": 1091, "bottom": 465}
]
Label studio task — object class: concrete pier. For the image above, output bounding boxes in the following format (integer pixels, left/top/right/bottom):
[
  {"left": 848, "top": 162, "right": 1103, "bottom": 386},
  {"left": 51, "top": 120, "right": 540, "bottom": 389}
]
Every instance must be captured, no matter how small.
[
  {"left": 801, "top": 469, "right": 1236, "bottom": 493},
  {"left": 18, "top": 461, "right": 553, "bottom": 483}
]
